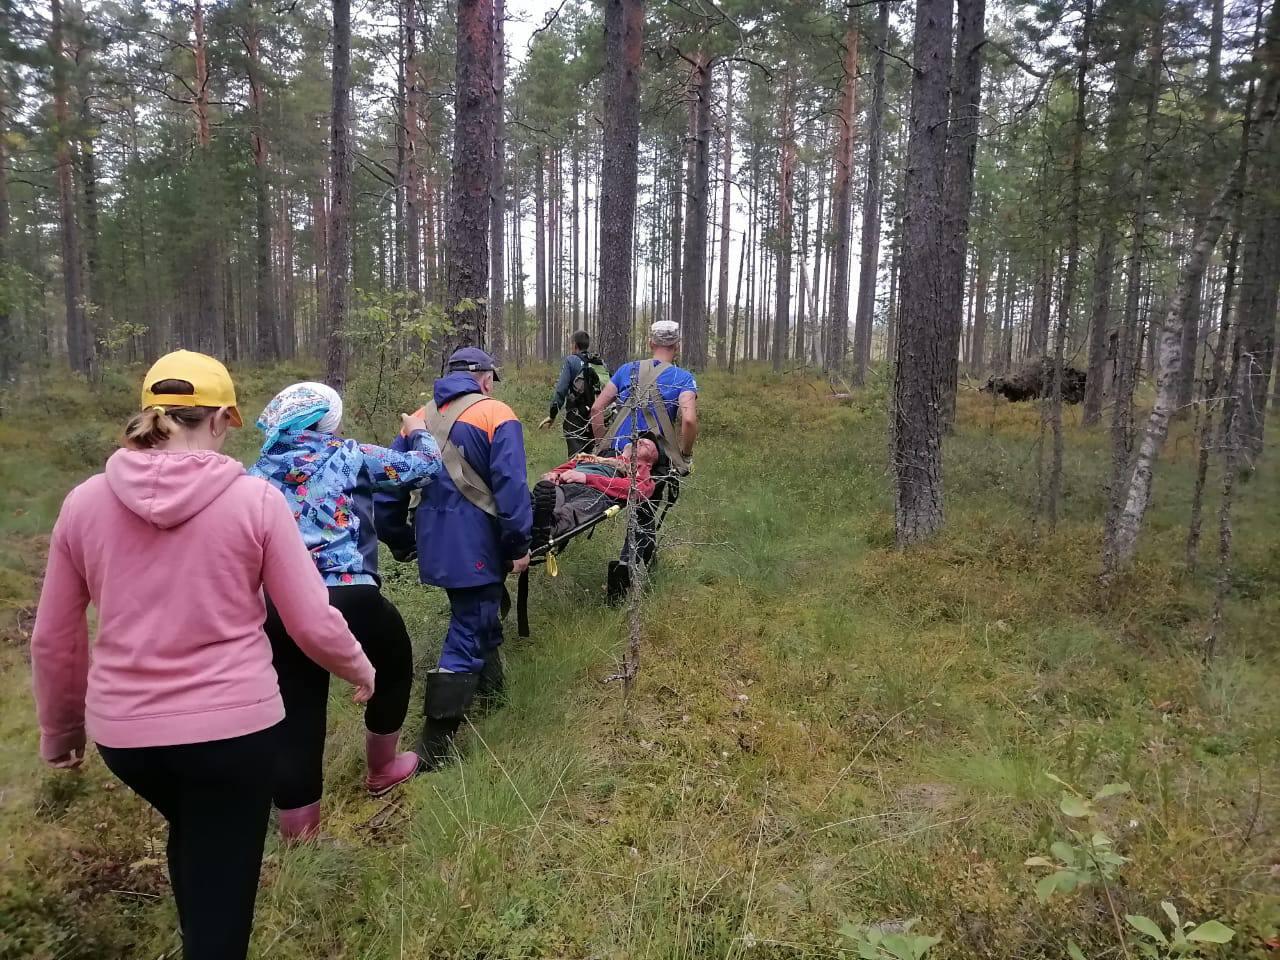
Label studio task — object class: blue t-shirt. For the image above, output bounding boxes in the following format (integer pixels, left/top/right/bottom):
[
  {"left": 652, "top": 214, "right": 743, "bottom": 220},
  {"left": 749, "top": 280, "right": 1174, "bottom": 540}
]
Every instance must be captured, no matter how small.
[{"left": 608, "top": 359, "right": 698, "bottom": 450}]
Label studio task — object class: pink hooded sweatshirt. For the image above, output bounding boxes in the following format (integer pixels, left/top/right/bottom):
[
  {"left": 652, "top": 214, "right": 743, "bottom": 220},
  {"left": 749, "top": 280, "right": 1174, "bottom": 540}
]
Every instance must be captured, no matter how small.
[{"left": 31, "top": 448, "right": 375, "bottom": 762}]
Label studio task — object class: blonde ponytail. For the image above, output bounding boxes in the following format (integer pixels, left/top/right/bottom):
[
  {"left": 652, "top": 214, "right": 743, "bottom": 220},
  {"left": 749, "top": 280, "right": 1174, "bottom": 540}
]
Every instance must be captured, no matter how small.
[
  {"left": 122, "top": 379, "right": 216, "bottom": 449},
  {"left": 123, "top": 407, "right": 179, "bottom": 449}
]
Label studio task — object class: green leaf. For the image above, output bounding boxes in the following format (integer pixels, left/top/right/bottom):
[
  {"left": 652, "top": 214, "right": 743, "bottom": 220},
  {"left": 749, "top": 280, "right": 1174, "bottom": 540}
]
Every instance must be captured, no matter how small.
[
  {"left": 1093, "top": 782, "right": 1131, "bottom": 801},
  {"left": 1160, "top": 901, "right": 1181, "bottom": 929},
  {"left": 1067, "top": 942, "right": 1088, "bottom": 960},
  {"left": 1050, "top": 841, "right": 1078, "bottom": 866},
  {"left": 1125, "top": 915, "right": 1168, "bottom": 945},
  {"left": 1035, "top": 873, "right": 1062, "bottom": 903},
  {"left": 1024, "top": 856, "right": 1054, "bottom": 868},
  {"left": 1045, "top": 772, "right": 1070, "bottom": 787},
  {"left": 1060, "top": 795, "right": 1092, "bottom": 818},
  {"left": 1185, "top": 921, "right": 1234, "bottom": 944}
]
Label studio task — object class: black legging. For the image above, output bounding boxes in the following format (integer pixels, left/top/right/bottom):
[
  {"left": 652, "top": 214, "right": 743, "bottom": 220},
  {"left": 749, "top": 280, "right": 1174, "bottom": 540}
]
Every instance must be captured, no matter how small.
[
  {"left": 265, "top": 584, "right": 413, "bottom": 810},
  {"left": 98, "top": 725, "right": 279, "bottom": 960}
]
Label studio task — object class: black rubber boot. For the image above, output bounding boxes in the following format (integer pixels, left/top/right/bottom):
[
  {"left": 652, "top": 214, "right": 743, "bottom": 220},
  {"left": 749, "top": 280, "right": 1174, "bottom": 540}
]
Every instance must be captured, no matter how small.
[
  {"left": 415, "top": 671, "right": 481, "bottom": 772},
  {"left": 606, "top": 560, "right": 631, "bottom": 607},
  {"left": 530, "top": 480, "right": 558, "bottom": 551},
  {"left": 475, "top": 654, "right": 506, "bottom": 713}
]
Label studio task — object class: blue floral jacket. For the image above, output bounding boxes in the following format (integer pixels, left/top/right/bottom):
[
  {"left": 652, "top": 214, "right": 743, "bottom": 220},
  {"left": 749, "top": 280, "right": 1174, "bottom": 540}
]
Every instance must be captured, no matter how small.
[{"left": 250, "top": 430, "right": 441, "bottom": 587}]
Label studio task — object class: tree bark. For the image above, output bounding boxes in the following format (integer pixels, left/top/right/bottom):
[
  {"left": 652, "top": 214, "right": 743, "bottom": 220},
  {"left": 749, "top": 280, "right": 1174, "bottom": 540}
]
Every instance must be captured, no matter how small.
[
  {"left": 442, "top": 0, "right": 496, "bottom": 359},
  {"left": 970, "top": 235, "right": 990, "bottom": 374},
  {"left": 405, "top": 0, "right": 423, "bottom": 296},
  {"left": 51, "top": 0, "right": 89, "bottom": 374},
  {"left": 326, "top": 0, "right": 352, "bottom": 388},
  {"left": 1175, "top": 0, "right": 1227, "bottom": 414},
  {"left": 597, "top": 0, "right": 644, "bottom": 369},
  {"left": 1235, "top": 0, "right": 1280, "bottom": 464},
  {"left": 715, "top": 64, "right": 734, "bottom": 368},
  {"left": 681, "top": 52, "right": 713, "bottom": 370},
  {"left": 245, "top": 0, "right": 279, "bottom": 362},
  {"left": 0, "top": 48, "right": 11, "bottom": 380},
  {"left": 939, "top": 0, "right": 986, "bottom": 424},
  {"left": 892, "top": 0, "right": 952, "bottom": 545},
  {"left": 1082, "top": 21, "right": 1142, "bottom": 425},
  {"left": 773, "top": 71, "right": 796, "bottom": 373},
  {"left": 852, "top": 0, "right": 889, "bottom": 384},
  {"left": 535, "top": 148, "right": 548, "bottom": 358},
  {"left": 75, "top": 39, "right": 103, "bottom": 361},
  {"left": 825, "top": 25, "right": 859, "bottom": 372},
  {"left": 1105, "top": 176, "right": 1240, "bottom": 573},
  {"left": 1044, "top": 0, "right": 1093, "bottom": 528}
]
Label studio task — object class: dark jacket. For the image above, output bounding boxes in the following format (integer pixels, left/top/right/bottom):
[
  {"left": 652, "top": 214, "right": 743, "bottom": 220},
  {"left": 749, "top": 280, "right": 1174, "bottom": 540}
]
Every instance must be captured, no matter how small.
[
  {"left": 550, "top": 351, "right": 589, "bottom": 436},
  {"left": 376, "top": 372, "right": 532, "bottom": 588}
]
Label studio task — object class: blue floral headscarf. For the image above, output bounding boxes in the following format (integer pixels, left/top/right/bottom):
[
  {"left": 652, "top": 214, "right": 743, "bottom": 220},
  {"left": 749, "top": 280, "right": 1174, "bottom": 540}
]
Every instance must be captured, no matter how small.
[{"left": 256, "top": 382, "right": 344, "bottom": 455}]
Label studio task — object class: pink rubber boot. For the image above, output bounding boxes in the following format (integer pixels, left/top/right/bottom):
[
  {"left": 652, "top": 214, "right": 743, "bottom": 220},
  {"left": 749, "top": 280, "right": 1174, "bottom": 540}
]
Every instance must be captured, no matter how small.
[
  {"left": 364, "top": 731, "right": 420, "bottom": 797},
  {"left": 278, "top": 801, "right": 321, "bottom": 843}
]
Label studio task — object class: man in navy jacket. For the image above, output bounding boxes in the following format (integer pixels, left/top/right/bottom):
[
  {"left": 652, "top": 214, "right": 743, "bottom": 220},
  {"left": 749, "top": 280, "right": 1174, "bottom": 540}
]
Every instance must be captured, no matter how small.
[{"left": 377, "top": 347, "right": 532, "bottom": 769}]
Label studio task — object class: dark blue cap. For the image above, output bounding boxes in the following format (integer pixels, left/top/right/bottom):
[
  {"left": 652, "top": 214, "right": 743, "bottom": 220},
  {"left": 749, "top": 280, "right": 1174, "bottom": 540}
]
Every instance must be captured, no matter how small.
[{"left": 446, "top": 346, "right": 501, "bottom": 380}]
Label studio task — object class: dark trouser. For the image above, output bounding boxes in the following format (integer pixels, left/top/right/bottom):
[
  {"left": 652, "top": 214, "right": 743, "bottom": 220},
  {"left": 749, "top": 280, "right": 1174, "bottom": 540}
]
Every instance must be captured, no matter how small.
[
  {"left": 98, "top": 726, "right": 279, "bottom": 960},
  {"left": 563, "top": 410, "right": 593, "bottom": 458},
  {"left": 439, "top": 583, "right": 505, "bottom": 673},
  {"left": 620, "top": 496, "right": 659, "bottom": 568},
  {"left": 265, "top": 583, "right": 413, "bottom": 810},
  {"left": 539, "top": 482, "right": 617, "bottom": 539}
]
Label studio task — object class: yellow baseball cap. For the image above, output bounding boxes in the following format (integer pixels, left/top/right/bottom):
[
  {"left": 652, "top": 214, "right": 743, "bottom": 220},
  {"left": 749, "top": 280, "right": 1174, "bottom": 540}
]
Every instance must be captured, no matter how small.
[{"left": 140, "top": 350, "right": 243, "bottom": 428}]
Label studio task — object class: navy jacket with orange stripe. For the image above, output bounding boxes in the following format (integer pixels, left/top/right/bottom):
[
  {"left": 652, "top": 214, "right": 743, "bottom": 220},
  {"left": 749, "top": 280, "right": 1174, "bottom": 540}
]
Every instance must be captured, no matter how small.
[{"left": 375, "top": 372, "right": 532, "bottom": 588}]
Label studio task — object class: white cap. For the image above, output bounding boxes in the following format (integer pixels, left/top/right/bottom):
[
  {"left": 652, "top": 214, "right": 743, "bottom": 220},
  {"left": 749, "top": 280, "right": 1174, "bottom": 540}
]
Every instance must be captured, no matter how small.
[{"left": 650, "top": 320, "right": 681, "bottom": 346}]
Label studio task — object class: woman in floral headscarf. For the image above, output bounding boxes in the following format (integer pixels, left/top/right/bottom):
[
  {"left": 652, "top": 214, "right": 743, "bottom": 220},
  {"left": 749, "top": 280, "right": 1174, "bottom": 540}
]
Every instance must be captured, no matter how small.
[{"left": 250, "top": 382, "right": 441, "bottom": 841}]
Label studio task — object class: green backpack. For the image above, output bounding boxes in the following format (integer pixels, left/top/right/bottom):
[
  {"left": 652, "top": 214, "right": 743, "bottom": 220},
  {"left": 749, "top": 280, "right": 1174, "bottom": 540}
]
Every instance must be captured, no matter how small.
[{"left": 570, "top": 353, "right": 610, "bottom": 410}]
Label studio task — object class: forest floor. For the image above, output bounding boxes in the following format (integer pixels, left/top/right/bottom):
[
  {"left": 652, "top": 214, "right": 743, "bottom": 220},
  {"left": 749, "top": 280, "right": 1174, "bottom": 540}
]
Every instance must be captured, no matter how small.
[{"left": 1, "top": 364, "right": 1277, "bottom": 960}]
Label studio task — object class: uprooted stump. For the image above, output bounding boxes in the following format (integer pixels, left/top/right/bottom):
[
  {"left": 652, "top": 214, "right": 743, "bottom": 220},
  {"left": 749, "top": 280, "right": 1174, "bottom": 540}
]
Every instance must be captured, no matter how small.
[{"left": 983, "top": 360, "right": 1087, "bottom": 404}]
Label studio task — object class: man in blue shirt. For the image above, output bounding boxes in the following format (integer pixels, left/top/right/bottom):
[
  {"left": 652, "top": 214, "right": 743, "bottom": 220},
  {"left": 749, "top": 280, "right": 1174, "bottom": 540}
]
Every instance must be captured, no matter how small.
[{"left": 589, "top": 319, "right": 699, "bottom": 602}]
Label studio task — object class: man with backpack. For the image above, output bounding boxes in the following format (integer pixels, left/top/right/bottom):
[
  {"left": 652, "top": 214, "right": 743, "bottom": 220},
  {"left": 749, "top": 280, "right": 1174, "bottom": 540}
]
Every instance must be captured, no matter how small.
[
  {"left": 376, "top": 347, "right": 532, "bottom": 771},
  {"left": 540, "top": 330, "right": 609, "bottom": 458},
  {"left": 589, "top": 319, "right": 699, "bottom": 603}
]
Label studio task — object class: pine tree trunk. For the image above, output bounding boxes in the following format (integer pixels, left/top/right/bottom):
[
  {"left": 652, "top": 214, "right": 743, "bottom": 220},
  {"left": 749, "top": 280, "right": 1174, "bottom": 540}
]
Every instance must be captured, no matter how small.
[
  {"left": 681, "top": 52, "right": 713, "bottom": 370},
  {"left": 51, "top": 0, "right": 88, "bottom": 374},
  {"left": 443, "top": 0, "right": 495, "bottom": 359},
  {"left": 1187, "top": 220, "right": 1241, "bottom": 568},
  {"left": 670, "top": 134, "right": 685, "bottom": 330},
  {"left": 1044, "top": 0, "right": 1093, "bottom": 528},
  {"left": 892, "top": 0, "right": 952, "bottom": 545},
  {"left": 488, "top": 0, "right": 505, "bottom": 359},
  {"left": 825, "top": 25, "right": 859, "bottom": 371},
  {"left": 1235, "top": 0, "right": 1280, "bottom": 465},
  {"left": 852, "top": 0, "right": 889, "bottom": 385},
  {"left": 715, "top": 64, "right": 734, "bottom": 368},
  {"left": 1105, "top": 16, "right": 1164, "bottom": 551},
  {"left": 970, "top": 236, "right": 990, "bottom": 374},
  {"left": 0, "top": 58, "right": 11, "bottom": 380},
  {"left": 940, "top": 0, "right": 986, "bottom": 427},
  {"left": 326, "top": 0, "right": 352, "bottom": 388},
  {"left": 246, "top": 1, "right": 279, "bottom": 362},
  {"left": 535, "top": 148, "right": 548, "bottom": 358},
  {"left": 795, "top": 157, "right": 809, "bottom": 364},
  {"left": 1082, "top": 23, "right": 1140, "bottom": 424},
  {"left": 773, "top": 72, "right": 796, "bottom": 373},
  {"left": 1175, "top": 0, "right": 1227, "bottom": 414},
  {"left": 76, "top": 41, "right": 103, "bottom": 362},
  {"left": 405, "top": 0, "right": 423, "bottom": 296},
  {"left": 597, "top": 0, "right": 644, "bottom": 369}
]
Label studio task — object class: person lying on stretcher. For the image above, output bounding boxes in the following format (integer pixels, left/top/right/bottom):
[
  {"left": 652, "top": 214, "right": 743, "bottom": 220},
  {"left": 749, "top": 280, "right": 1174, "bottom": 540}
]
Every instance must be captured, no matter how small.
[{"left": 530, "top": 437, "right": 663, "bottom": 550}]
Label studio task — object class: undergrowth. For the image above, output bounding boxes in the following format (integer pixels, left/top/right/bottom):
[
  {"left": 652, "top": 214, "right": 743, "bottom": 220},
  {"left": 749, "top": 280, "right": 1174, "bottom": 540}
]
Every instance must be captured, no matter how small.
[{"left": 0, "top": 362, "right": 1276, "bottom": 959}]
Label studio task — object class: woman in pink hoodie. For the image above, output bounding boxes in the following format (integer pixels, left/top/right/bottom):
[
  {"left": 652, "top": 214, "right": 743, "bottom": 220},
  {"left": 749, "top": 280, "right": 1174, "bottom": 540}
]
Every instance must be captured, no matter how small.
[{"left": 30, "top": 350, "right": 375, "bottom": 960}]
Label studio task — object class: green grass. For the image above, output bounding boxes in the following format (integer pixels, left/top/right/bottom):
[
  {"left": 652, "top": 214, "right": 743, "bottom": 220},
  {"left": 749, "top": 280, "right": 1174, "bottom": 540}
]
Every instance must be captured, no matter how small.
[{"left": 1, "top": 363, "right": 1277, "bottom": 959}]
